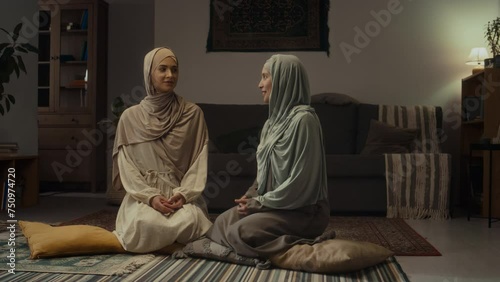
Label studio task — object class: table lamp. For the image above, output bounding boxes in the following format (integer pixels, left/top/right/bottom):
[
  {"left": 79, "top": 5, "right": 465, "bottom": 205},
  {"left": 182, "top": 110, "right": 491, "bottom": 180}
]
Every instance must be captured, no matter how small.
[{"left": 466, "top": 47, "right": 489, "bottom": 74}]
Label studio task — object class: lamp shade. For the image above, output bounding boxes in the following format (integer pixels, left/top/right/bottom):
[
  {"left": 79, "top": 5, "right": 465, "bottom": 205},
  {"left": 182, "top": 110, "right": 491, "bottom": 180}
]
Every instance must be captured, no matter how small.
[{"left": 466, "top": 47, "right": 489, "bottom": 65}]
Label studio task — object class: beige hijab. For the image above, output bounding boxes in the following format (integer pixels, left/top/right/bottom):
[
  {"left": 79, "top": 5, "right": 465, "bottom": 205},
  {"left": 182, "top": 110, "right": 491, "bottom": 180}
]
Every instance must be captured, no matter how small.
[{"left": 112, "top": 47, "right": 207, "bottom": 191}]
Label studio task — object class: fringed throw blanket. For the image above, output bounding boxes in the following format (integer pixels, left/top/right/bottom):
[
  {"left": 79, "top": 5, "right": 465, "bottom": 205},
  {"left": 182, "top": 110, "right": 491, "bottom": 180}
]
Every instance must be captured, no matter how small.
[
  {"left": 379, "top": 105, "right": 440, "bottom": 153},
  {"left": 385, "top": 153, "right": 451, "bottom": 219},
  {"left": 380, "top": 105, "right": 451, "bottom": 219}
]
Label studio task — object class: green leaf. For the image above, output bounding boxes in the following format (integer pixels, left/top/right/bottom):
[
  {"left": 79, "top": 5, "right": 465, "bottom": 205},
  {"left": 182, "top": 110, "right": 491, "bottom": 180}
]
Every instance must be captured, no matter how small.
[
  {"left": 12, "top": 23, "right": 22, "bottom": 42},
  {"left": 111, "top": 96, "right": 126, "bottom": 117},
  {"left": 0, "top": 71, "right": 9, "bottom": 84},
  {"left": 20, "top": 43, "right": 38, "bottom": 53},
  {"left": 16, "top": 56, "right": 26, "bottom": 74},
  {"left": 5, "top": 97, "right": 10, "bottom": 111},
  {"left": 0, "top": 104, "right": 4, "bottom": 115},
  {"left": 0, "top": 73, "right": 8, "bottom": 84},
  {"left": 0, "top": 43, "right": 9, "bottom": 53},
  {"left": 0, "top": 46, "right": 14, "bottom": 61},
  {"left": 15, "top": 46, "right": 28, "bottom": 53},
  {"left": 8, "top": 57, "right": 19, "bottom": 79},
  {"left": 7, "top": 94, "right": 15, "bottom": 104},
  {"left": 0, "top": 27, "right": 9, "bottom": 36}
]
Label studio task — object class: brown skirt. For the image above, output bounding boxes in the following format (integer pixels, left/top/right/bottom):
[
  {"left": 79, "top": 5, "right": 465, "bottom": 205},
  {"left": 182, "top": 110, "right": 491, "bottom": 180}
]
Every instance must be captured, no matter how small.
[{"left": 206, "top": 200, "right": 330, "bottom": 258}]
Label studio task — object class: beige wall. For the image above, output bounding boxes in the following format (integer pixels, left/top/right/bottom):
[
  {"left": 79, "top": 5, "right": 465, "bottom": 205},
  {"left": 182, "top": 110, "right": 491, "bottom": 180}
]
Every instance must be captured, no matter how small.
[
  {"left": 155, "top": 0, "right": 498, "bottom": 106},
  {"left": 106, "top": 0, "right": 154, "bottom": 119},
  {"left": 154, "top": 0, "right": 500, "bottom": 205}
]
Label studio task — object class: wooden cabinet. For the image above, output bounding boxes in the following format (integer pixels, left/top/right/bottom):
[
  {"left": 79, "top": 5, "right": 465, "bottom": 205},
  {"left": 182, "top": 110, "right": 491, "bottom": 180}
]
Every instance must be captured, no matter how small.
[
  {"left": 37, "top": 0, "right": 108, "bottom": 192},
  {"left": 0, "top": 156, "right": 39, "bottom": 207},
  {"left": 460, "top": 68, "right": 500, "bottom": 217}
]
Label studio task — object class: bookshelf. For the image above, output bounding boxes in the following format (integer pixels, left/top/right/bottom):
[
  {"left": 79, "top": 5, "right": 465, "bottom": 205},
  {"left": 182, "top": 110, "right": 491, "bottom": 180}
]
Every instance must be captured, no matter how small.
[
  {"left": 0, "top": 156, "right": 39, "bottom": 207},
  {"left": 37, "top": 0, "right": 108, "bottom": 192},
  {"left": 460, "top": 68, "right": 500, "bottom": 217}
]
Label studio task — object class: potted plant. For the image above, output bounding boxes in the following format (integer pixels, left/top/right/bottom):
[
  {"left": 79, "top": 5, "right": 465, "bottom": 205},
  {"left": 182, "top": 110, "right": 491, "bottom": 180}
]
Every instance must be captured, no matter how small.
[
  {"left": 97, "top": 96, "right": 128, "bottom": 139},
  {"left": 485, "top": 17, "right": 500, "bottom": 67},
  {"left": 0, "top": 23, "right": 38, "bottom": 116}
]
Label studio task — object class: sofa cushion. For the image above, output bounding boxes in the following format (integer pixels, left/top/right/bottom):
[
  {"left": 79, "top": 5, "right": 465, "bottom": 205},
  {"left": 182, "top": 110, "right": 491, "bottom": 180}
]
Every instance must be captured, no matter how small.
[
  {"left": 270, "top": 239, "right": 393, "bottom": 274},
  {"left": 208, "top": 153, "right": 257, "bottom": 177},
  {"left": 311, "top": 93, "right": 360, "bottom": 105},
  {"left": 356, "top": 103, "right": 379, "bottom": 153},
  {"left": 214, "top": 126, "right": 261, "bottom": 153},
  {"left": 198, "top": 104, "right": 268, "bottom": 153},
  {"left": 325, "top": 154, "right": 385, "bottom": 177},
  {"left": 356, "top": 103, "right": 444, "bottom": 154},
  {"left": 312, "top": 103, "right": 358, "bottom": 154},
  {"left": 360, "top": 120, "right": 418, "bottom": 155}
]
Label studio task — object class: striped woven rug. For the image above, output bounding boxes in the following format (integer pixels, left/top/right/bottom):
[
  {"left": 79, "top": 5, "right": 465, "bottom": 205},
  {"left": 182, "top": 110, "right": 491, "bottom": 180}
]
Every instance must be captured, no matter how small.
[{"left": 0, "top": 256, "right": 409, "bottom": 282}]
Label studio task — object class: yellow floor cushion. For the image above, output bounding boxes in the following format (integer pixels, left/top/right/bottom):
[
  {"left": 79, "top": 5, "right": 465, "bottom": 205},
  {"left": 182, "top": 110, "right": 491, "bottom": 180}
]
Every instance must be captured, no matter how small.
[{"left": 19, "top": 221, "right": 126, "bottom": 259}]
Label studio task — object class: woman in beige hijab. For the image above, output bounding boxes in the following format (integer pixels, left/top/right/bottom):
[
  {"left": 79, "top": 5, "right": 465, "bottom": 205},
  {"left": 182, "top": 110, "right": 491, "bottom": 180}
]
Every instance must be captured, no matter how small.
[{"left": 112, "top": 47, "right": 212, "bottom": 253}]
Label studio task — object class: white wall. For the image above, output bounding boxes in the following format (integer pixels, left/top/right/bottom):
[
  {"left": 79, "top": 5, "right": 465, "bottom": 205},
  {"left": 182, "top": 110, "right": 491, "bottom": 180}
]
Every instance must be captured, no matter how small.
[
  {"left": 0, "top": 0, "right": 38, "bottom": 155},
  {"left": 155, "top": 0, "right": 500, "bottom": 205}
]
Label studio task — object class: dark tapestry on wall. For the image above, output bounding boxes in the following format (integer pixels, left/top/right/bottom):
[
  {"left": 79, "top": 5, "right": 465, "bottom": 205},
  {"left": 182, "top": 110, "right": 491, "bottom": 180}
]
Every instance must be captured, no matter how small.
[{"left": 207, "top": 0, "right": 330, "bottom": 55}]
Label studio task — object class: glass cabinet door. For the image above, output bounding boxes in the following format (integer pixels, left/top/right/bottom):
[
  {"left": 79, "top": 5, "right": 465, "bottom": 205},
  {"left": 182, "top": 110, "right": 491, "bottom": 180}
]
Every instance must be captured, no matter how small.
[
  {"left": 37, "top": 10, "right": 52, "bottom": 112},
  {"left": 37, "top": 6, "right": 91, "bottom": 113},
  {"left": 57, "top": 7, "right": 90, "bottom": 113}
]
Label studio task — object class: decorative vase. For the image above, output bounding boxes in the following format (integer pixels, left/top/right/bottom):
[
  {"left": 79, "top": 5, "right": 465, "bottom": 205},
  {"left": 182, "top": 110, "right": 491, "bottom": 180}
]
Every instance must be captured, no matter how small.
[
  {"left": 484, "top": 58, "right": 494, "bottom": 68},
  {"left": 494, "top": 55, "right": 500, "bottom": 68}
]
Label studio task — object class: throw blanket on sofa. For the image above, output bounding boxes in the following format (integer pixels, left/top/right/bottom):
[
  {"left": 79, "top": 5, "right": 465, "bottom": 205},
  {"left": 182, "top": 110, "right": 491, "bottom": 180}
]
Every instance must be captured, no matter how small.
[
  {"left": 385, "top": 153, "right": 451, "bottom": 219},
  {"left": 380, "top": 105, "right": 451, "bottom": 219},
  {"left": 379, "top": 105, "right": 440, "bottom": 153}
]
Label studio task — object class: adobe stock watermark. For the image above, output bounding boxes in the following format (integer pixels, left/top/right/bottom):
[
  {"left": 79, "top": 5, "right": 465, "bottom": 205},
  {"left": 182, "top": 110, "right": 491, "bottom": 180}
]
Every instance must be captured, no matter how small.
[{"left": 340, "top": 0, "right": 412, "bottom": 64}]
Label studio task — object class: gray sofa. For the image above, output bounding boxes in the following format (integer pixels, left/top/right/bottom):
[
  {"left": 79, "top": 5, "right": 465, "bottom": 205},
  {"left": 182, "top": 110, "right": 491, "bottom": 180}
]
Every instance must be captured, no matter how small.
[{"left": 198, "top": 97, "right": 443, "bottom": 215}]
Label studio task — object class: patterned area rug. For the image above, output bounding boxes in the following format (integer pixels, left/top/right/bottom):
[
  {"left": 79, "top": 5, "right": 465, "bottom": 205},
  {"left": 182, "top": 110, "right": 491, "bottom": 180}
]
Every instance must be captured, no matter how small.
[
  {"left": 0, "top": 230, "right": 154, "bottom": 276},
  {"left": 121, "top": 255, "right": 408, "bottom": 282},
  {"left": 0, "top": 256, "right": 409, "bottom": 282},
  {"left": 0, "top": 210, "right": 413, "bottom": 281},
  {"left": 62, "top": 209, "right": 440, "bottom": 256}
]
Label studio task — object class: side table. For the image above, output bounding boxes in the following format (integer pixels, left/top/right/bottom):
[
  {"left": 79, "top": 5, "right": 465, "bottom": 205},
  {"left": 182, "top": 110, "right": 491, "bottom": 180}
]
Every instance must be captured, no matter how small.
[
  {"left": 468, "top": 143, "right": 500, "bottom": 228},
  {"left": 0, "top": 155, "right": 39, "bottom": 207}
]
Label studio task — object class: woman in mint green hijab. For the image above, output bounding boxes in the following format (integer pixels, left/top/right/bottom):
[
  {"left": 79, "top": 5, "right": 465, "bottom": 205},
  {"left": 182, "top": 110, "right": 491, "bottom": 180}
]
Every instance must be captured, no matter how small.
[{"left": 206, "top": 54, "right": 331, "bottom": 258}]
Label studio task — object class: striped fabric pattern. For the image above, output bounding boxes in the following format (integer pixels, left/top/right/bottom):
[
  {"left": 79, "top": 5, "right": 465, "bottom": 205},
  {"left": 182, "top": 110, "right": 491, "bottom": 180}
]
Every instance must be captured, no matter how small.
[
  {"left": 379, "top": 105, "right": 451, "bottom": 219},
  {"left": 379, "top": 105, "right": 440, "bottom": 153},
  {"left": 385, "top": 153, "right": 451, "bottom": 220},
  {"left": 119, "top": 256, "right": 409, "bottom": 282},
  {"left": 0, "top": 256, "right": 409, "bottom": 282}
]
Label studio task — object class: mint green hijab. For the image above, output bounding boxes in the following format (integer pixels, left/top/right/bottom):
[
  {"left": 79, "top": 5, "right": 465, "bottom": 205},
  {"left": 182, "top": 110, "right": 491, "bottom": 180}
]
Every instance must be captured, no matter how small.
[{"left": 255, "top": 55, "right": 328, "bottom": 209}]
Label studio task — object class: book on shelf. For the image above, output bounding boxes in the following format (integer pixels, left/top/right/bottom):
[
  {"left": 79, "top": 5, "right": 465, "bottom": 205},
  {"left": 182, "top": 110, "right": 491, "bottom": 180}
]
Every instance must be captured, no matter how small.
[
  {"left": 80, "top": 10, "right": 88, "bottom": 30},
  {"left": 67, "top": 80, "right": 86, "bottom": 88},
  {"left": 81, "top": 41, "right": 88, "bottom": 61}
]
